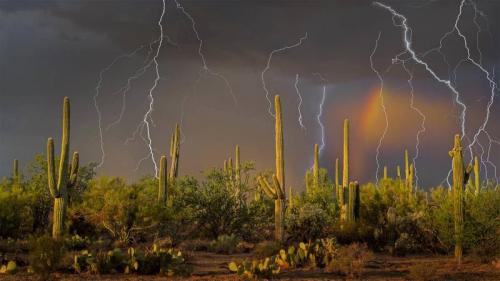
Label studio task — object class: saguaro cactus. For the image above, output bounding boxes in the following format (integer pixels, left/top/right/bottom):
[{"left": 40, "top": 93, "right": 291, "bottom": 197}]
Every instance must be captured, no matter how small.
[
  {"left": 408, "top": 163, "right": 414, "bottom": 193},
  {"left": 12, "top": 159, "right": 19, "bottom": 186},
  {"left": 158, "top": 156, "right": 168, "bottom": 204},
  {"left": 473, "top": 156, "right": 480, "bottom": 195},
  {"left": 169, "top": 124, "right": 180, "bottom": 184},
  {"left": 383, "top": 166, "right": 388, "bottom": 180},
  {"left": 257, "top": 95, "right": 286, "bottom": 242},
  {"left": 335, "top": 158, "right": 340, "bottom": 202},
  {"left": 340, "top": 119, "right": 350, "bottom": 221},
  {"left": 224, "top": 146, "right": 242, "bottom": 198},
  {"left": 313, "top": 144, "right": 319, "bottom": 190},
  {"left": 47, "top": 97, "right": 79, "bottom": 239},
  {"left": 347, "top": 181, "right": 360, "bottom": 222},
  {"left": 449, "top": 134, "right": 472, "bottom": 265},
  {"left": 404, "top": 149, "right": 409, "bottom": 181}
]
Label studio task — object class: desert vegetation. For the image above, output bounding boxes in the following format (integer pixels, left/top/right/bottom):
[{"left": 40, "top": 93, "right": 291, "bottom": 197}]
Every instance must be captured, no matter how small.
[{"left": 0, "top": 96, "right": 498, "bottom": 280}]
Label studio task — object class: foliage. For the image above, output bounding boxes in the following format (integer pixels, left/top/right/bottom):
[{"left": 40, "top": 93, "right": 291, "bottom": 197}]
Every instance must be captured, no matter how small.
[
  {"left": 27, "top": 235, "right": 66, "bottom": 277},
  {"left": 73, "top": 245, "right": 191, "bottom": 276},
  {"left": 0, "top": 260, "right": 17, "bottom": 274},
  {"left": 325, "top": 243, "right": 373, "bottom": 277},
  {"left": 286, "top": 200, "right": 332, "bottom": 242},
  {"left": 78, "top": 176, "right": 156, "bottom": 244},
  {"left": 209, "top": 234, "right": 240, "bottom": 254},
  {"left": 228, "top": 257, "right": 281, "bottom": 279}
]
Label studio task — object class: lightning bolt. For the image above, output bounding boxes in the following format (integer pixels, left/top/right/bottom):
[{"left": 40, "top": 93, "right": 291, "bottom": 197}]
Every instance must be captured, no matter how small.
[
  {"left": 369, "top": 31, "right": 389, "bottom": 184},
  {"left": 312, "top": 73, "right": 328, "bottom": 155},
  {"left": 262, "top": 33, "right": 308, "bottom": 117},
  {"left": 173, "top": 0, "right": 237, "bottom": 106},
  {"left": 294, "top": 74, "right": 306, "bottom": 131},
  {"left": 93, "top": 44, "right": 150, "bottom": 169},
  {"left": 400, "top": 60, "right": 426, "bottom": 188},
  {"left": 137, "top": 0, "right": 166, "bottom": 177},
  {"left": 375, "top": 0, "right": 499, "bottom": 188}
]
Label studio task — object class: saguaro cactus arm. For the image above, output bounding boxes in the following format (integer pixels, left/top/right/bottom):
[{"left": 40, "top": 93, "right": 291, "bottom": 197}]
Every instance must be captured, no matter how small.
[
  {"left": 47, "top": 138, "right": 58, "bottom": 198},
  {"left": 69, "top": 152, "right": 79, "bottom": 187}
]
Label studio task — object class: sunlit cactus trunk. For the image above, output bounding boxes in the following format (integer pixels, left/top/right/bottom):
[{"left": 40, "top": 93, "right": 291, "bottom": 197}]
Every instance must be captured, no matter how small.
[
  {"left": 158, "top": 156, "right": 168, "bottom": 205},
  {"left": 449, "top": 134, "right": 471, "bottom": 265},
  {"left": 383, "top": 166, "right": 388, "bottom": 180},
  {"left": 313, "top": 144, "right": 319, "bottom": 191},
  {"left": 169, "top": 124, "right": 180, "bottom": 185},
  {"left": 341, "top": 119, "right": 349, "bottom": 222},
  {"left": 47, "top": 97, "right": 79, "bottom": 239},
  {"left": 12, "top": 159, "right": 20, "bottom": 188},
  {"left": 347, "top": 181, "right": 360, "bottom": 222},
  {"left": 257, "top": 95, "right": 286, "bottom": 242},
  {"left": 473, "top": 156, "right": 480, "bottom": 195},
  {"left": 335, "top": 158, "right": 340, "bottom": 202}
]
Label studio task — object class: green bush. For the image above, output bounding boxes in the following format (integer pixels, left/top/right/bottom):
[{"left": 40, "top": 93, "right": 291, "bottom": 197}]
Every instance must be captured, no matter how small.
[
  {"left": 286, "top": 201, "right": 332, "bottom": 242},
  {"left": 209, "top": 234, "right": 240, "bottom": 254},
  {"left": 27, "top": 235, "right": 66, "bottom": 277}
]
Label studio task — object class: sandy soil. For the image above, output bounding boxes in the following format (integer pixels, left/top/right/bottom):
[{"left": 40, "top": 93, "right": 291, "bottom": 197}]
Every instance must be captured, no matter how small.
[{"left": 0, "top": 252, "right": 498, "bottom": 280}]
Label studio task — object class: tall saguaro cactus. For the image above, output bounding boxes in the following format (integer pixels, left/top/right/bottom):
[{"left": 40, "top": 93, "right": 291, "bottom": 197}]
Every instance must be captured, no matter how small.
[
  {"left": 169, "top": 124, "right": 180, "bottom": 184},
  {"left": 340, "top": 119, "right": 350, "bottom": 221},
  {"left": 449, "top": 134, "right": 472, "bottom": 265},
  {"left": 383, "top": 166, "right": 388, "bottom": 180},
  {"left": 257, "top": 95, "right": 286, "bottom": 242},
  {"left": 158, "top": 156, "right": 168, "bottom": 205},
  {"left": 47, "top": 97, "right": 79, "bottom": 239}
]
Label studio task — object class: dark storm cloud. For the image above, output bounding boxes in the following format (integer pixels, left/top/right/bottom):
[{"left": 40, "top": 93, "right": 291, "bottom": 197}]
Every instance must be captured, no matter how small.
[{"left": 1, "top": 0, "right": 499, "bottom": 188}]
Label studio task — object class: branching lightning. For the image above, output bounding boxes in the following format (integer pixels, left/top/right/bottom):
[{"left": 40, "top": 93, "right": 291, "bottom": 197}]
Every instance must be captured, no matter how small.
[
  {"left": 374, "top": 0, "right": 499, "bottom": 187},
  {"left": 312, "top": 73, "right": 327, "bottom": 155},
  {"left": 138, "top": 0, "right": 166, "bottom": 177},
  {"left": 369, "top": 31, "right": 388, "bottom": 184},
  {"left": 294, "top": 74, "right": 306, "bottom": 131},
  {"left": 262, "top": 33, "right": 308, "bottom": 117},
  {"left": 93, "top": 44, "right": 149, "bottom": 169},
  {"left": 173, "top": 0, "right": 237, "bottom": 106},
  {"left": 400, "top": 61, "right": 426, "bottom": 188}
]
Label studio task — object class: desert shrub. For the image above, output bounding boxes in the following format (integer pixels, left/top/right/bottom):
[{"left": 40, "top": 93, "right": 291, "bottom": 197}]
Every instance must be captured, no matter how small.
[
  {"left": 78, "top": 176, "right": 156, "bottom": 244},
  {"left": 28, "top": 235, "right": 66, "bottom": 277},
  {"left": 179, "top": 239, "right": 211, "bottom": 251},
  {"left": 430, "top": 186, "right": 500, "bottom": 260},
  {"left": 208, "top": 234, "right": 240, "bottom": 254},
  {"left": 65, "top": 234, "right": 90, "bottom": 251},
  {"left": 326, "top": 243, "right": 373, "bottom": 278},
  {"left": 0, "top": 188, "right": 33, "bottom": 239},
  {"left": 285, "top": 200, "right": 332, "bottom": 242},
  {"left": 253, "top": 241, "right": 282, "bottom": 258},
  {"left": 463, "top": 188, "right": 500, "bottom": 261},
  {"left": 151, "top": 176, "right": 199, "bottom": 245},
  {"left": 243, "top": 196, "right": 274, "bottom": 242},
  {"left": 359, "top": 181, "right": 438, "bottom": 254},
  {"left": 408, "top": 262, "right": 438, "bottom": 281},
  {"left": 184, "top": 168, "right": 251, "bottom": 239}
]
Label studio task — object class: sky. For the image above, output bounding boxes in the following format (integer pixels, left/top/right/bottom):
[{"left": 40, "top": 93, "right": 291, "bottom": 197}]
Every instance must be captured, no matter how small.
[{"left": 0, "top": 0, "right": 499, "bottom": 189}]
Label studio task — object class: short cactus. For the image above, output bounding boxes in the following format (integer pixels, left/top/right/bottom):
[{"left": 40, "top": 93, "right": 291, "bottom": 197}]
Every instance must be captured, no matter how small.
[
  {"left": 347, "top": 181, "right": 360, "bottom": 222},
  {"left": 158, "top": 156, "right": 168, "bottom": 205}
]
